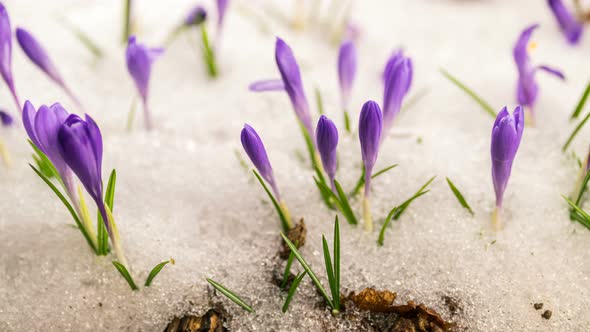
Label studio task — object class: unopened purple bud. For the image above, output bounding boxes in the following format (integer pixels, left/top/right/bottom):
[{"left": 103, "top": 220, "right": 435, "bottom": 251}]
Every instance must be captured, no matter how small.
[
  {"left": 382, "top": 50, "right": 412, "bottom": 134},
  {"left": 216, "top": 0, "right": 229, "bottom": 29},
  {"left": 358, "top": 100, "right": 382, "bottom": 196},
  {"left": 316, "top": 115, "right": 338, "bottom": 186},
  {"left": 0, "top": 4, "right": 19, "bottom": 111},
  {"left": 16, "top": 28, "right": 71, "bottom": 93},
  {"left": 491, "top": 106, "right": 524, "bottom": 208},
  {"left": 275, "top": 37, "right": 314, "bottom": 140},
  {"left": 548, "top": 0, "right": 583, "bottom": 44},
  {"left": 0, "top": 110, "right": 13, "bottom": 127},
  {"left": 184, "top": 6, "right": 207, "bottom": 26},
  {"left": 514, "top": 24, "right": 564, "bottom": 110},
  {"left": 337, "top": 40, "right": 357, "bottom": 110},
  {"left": 241, "top": 124, "right": 281, "bottom": 200}
]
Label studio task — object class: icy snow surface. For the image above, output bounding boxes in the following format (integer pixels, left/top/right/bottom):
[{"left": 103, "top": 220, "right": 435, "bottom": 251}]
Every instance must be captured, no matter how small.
[{"left": 1, "top": 0, "right": 590, "bottom": 331}]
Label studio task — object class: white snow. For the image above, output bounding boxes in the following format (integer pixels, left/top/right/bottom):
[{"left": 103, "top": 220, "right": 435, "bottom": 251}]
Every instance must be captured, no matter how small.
[{"left": 1, "top": 0, "right": 589, "bottom": 331}]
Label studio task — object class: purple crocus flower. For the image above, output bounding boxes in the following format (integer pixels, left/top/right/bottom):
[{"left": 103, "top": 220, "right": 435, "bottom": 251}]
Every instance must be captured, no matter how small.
[
  {"left": 16, "top": 28, "right": 81, "bottom": 107},
  {"left": 0, "top": 110, "right": 13, "bottom": 127},
  {"left": 382, "top": 50, "right": 412, "bottom": 135},
  {"left": 22, "top": 101, "right": 77, "bottom": 193},
  {"left": 514, "top": 24, "right": 565, "bottom": 119},
  {"left": 548, "top": 0, "right": 583, "bottom": 44},
  {"left": 57, "top": 114, "right": 109, "bottom": 231},
  {"left": 184, "top": 5, "right": 207, "bottom": 26},
  {"left": 338, "top": 40, "right": 357, "bottom": 112},
  {"left": 316, "top": 115, "right": 339, "bottom": 191},
  {"left": 0, "top": 4, "right": 19, "bottom": 112},
  {"left": 359, "top": 100, "right": 383, "bottom": 196},
  {"left": 126, "top": 36, "right": 164, "bottom": 130},
  {"left": 275, "top": 37, "right": 314, "bottom": 140},
  {"left": 248, "top": 79, "right": 285, "bottom": 92},
  {"left": 216, "top": 0, "right": 229, "bottom": 30},
  {"left": 491, "top": 106, "right": 524, "bottom": 211},
  {"left": 241, "top": 124, "right": 281, "bottom": 200}
]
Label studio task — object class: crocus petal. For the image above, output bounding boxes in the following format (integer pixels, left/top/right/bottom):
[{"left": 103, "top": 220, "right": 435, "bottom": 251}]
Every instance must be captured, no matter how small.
[
  {"left": 548, "top": 0, "right": 583, "bottom": 44},
  {"left": 275, "top": 37, "right": 314, "bottom": 138},
  {"left": 382, "top": 51, "right": 412, "bottom": 133},
  {"left": 513, "top": 24, "right": 539, "bottom": 70},
  {"left": 536, "top": 65, "right": 565, "bottom": 80},
  {"left": 491, "top": 106, "right": 524, "bottom": 207},
  {"left": 248, "top": 79, "right": 285, "bottom": 92},
  {"left": 0, "top": 110, "right": 13, "bottom": 127},
  {"left": 359, "top": 101, "right": 382, "bottom": 173},
  {"left": 338, "top": 40, "right": 357, "bottom": 109},
  {"left": 126, "top": 36, "right": 164, "bottom": 103},
  {"left": 34, "top": 104, "right": 69, "bottom": 173},
  {"left": 316, "top": 115, "right": 339, "bottom": 180},
  {"left": 0, "top": 4, "right": 19, "bottom": 109},
  {"left": 85, "top": 114, "right": 103, "bottom": 180},
  {"left": 58, "top": 114, "right": 103, "bottom": 202},
  {"left": 216, "top": 0, "right": 229, "bottom": 29},
  {"left": 16, "top": 27, "right": 65, "bottom": 87},
  {"left": 22, "top": 101, "right": 40, "bottom": 148},
  {"left": 184, "top": 5, "right": 207, "bottom": 26}
]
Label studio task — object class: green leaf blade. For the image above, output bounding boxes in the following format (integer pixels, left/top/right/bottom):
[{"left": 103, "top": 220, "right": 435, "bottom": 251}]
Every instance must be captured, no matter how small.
[
  {"left": 446, "top": 177, "right": 474, "bottom": 215},
  {"left": 253, "top": 169, "right": 290, "bottom": 232},
  {"left": 280, "top": 233, "right": 334, "bottom": 309},
  {"left": 144, "top": 260, "right": 171, "bottom": 287},
  {"left": 282, "top": 271, "right": 307, "bottom": 313},
  {"left": 334, "top": 180, "right": 358, "bottom": 225},
  {"left": 322, "top": 235, "right": 336, "bottom": 307},
  {"left": 333, "top": 216, "right": 340, "bottom": 310},
  {"left": 440, "top": 68, "right": 496, "bottom": 118},
  {"left": 571, "top": 81, "right": 590, "bottom": 119},
  {"left": 112, "top": 261, "right": 138, "bottom": 290},
  {"left": 563, "top": 111, "right": 590, "bottom": 152},
  {"left": 201, "top": 25, "right": 218, "bottom": 78},
  {"left": 206, "top": 278, "right": 254, "bottom": 313}
]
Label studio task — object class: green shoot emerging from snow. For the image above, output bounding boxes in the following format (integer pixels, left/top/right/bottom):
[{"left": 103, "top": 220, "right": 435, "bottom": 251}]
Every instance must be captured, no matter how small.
[
  {"left": 207, "top": 278, "right": 255, "bottom": 313},
  {"left": 562, "top": 196, "right": 590, "bottom": 230},
  {"left": 440, "top": 68, "right": 496, "bottom": 118},
  {"left": 280, "top": 216, "right": 341, "bottom": 314},
  {"left": 378, "top": 177, "right": 435, "bottom": 246},
  {"left": 253, "top": 169, "right": 291, "bottom": 232},
  {"left": 570, "top": 81, "right": 590, "bottom": 119},
  {"left": 446, "top": 177, "right": 474, "bottom": 215}
]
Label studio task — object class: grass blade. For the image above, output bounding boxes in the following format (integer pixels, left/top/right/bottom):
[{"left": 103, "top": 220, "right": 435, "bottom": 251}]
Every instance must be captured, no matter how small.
[
  {"left": 201, "top": 25, "right": 218, "bottom": 78},
  {"left": 574, "top": 169, "right": 590, "bottom": 206},
  {"left": 333, "top": 216, "right": 340, "bottom": 311},
  {"left": 206, "top": 278, "right": 254, "bottom": 313},
  {"left": 281, "top": 243, "right": 297, "bottom": 289},
  {"left": 344, "top": 111, "right": 351, "bottom": 133},
  {"left": 393, "top": 176, "right": 435, "bottom": 220},
  {"left": 350, "top": 164, "right": 398, "bottom": 198},
  {"left": 30, "top": 164, "right": 97, "bottom": 254},
  {"left": 98, "top": 170, "right": 117, "bottom": 255},
  {"left": 446, "top": 177, "right": 474, "bottom": 215},
  {"left": 322, "top": 235, "right": 336, "bottom": 308},
  {"left": 440, "top": 68, "right": 496, "bottom": 118},
  {"left": 253, "top": 169, "right": 290, "bottom": 232},
  {"left": 144, "top": 260, "right": 171, "bottom": 287},
  {"left": 280, "top": 233, "right": 334, "bottom": 309},
  {"left": 563, "top": 111, "right": 590, "bottom": 152},
  {"left": 313, "top": 176, "right": 338, "bottom": 210},
  {"left": 58, "top": 18, "right": 103, "bottom": 59},
  {"left": 562, "top": 196, "right": 590, "bottom": 230},
  {"left": 334, "top": 180, "right": 358, "bottom": 225},
  {"left": 282, "top": 271, "right": 307, "bottom": 313},
  {"left": 33, "top": 154, "right": 55, "bottom": 178},
  {"left": 571, "top": 81, "right": 590, "bottom": 119},
  {"left": 28, "top": 140, "right": 60, "bottom": 183},
  {"left": 112, "top": 261, "right": 138, "bottom": 290}
]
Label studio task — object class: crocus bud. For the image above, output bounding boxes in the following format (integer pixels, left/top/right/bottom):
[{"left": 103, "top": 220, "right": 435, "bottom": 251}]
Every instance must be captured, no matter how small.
[
  {"left": 16, "top": 28, "right": 80, "bottom": 107},
  {"left": 316, "top": 115, "right": 339, "bottom": 190},
  {"left": 0, "top": 110, "right": 13, "bottom": 127},
  {"left": 58, "top": 114, "right": 104, "bottom": 213},
  {"left": 359, "top": 100, "right": 383, "bottom": 196},
  {"left": 216, "top": 0, "right": 229, "bottom": 30},
  {"left": 22, "top": 101, "right": 74, "bottom": 187},
  {"left": 337, "top": 40, "right": 357, "bottom": 111},
  {"left": 275, "top": 37, "right": 314, "bottom": 140},
  {"left": 491, "top": 106, "right": 524, "bottom": 210},
  {"left": 126, "top": 36, "right": 164, "bottom": 129},
  {"left": 241, "top": 124, "right": 281, "bottom": 200},
  {"left": 382, "top": 50, "right": 412, "bottom": 135},
  {"left": 184, "top": 6, "right": 207, "bottom": 26},
  {"left": 548, "top": 0, "right": 583, "bottom": 44},
  {"left": 0, "top": 4, "right": 19, "bottom": 111},
  {"left": 514, "top": 24, "right": 564, "bottom": 121}
]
